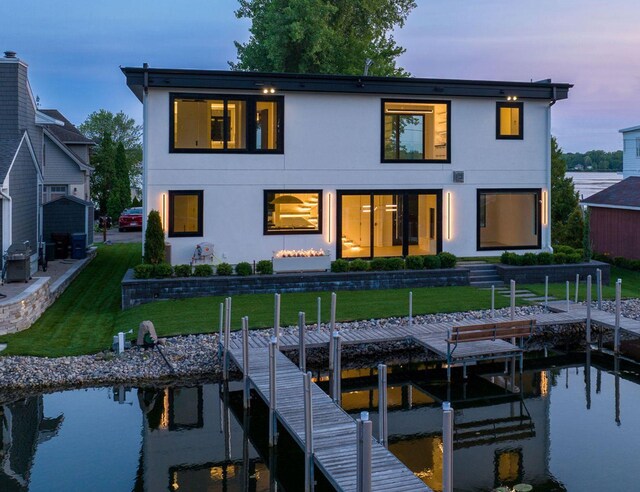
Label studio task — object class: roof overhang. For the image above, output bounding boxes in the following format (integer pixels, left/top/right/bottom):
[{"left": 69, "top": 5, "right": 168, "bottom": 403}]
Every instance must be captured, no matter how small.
[
  {"left": 36, "top": 110, "right": 64, "bottom": 126},
  {"left": 583, "top": 202, "right": 640, "bottom": 212},
  {"left": 121, "top": 66, "right": 572, "bottom": 103},
  {"left": 619, "top": 125, "right": 640, "bottom": 134}
]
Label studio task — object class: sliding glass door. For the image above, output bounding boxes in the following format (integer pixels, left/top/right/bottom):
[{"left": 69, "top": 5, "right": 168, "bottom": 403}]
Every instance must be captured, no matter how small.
[{"left": 339, "top": 190, "right": 441, "bottom": 259}]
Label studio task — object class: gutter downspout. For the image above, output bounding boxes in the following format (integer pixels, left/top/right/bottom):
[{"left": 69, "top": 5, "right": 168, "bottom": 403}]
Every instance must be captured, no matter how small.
[
  {"left": 547, "top": 86, "right": 557, "bottom": 252},
  {"left": 141, "top": 63, "right": 149, "bottom": 262}
]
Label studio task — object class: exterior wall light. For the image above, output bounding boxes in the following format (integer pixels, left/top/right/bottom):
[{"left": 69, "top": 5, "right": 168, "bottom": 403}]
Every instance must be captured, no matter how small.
[
  {"left": 262, "top": 87, "right": 276, "bottom": 94},
  {"left": 507, "top": 96, "right": 518, "bottom": 101},
  {"left": 162, "top": 193, "right": 167, "bottom": 232},
  {"left": 447, "top": 192, "right": 453, "bottom": 240},
  {"left": 542, "top": 190, "right": 548, "bottom": 226}
]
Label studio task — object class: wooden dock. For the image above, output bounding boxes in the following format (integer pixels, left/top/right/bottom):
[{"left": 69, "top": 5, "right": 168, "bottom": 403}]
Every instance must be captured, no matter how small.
[
  {"left": 546, "top": 299, "right": 640, "bottom": 336},
  {"left": 227, "top": 345, "right": 430, "bottom": 492}
]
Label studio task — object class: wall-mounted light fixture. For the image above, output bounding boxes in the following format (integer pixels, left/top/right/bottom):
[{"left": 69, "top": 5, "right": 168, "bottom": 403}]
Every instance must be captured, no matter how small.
[
  {"left": 327, "top": 193, "right": 332, "bottom": 243},
  {"left": 262, "top": 87, "right": 276, "bottom": 94},
  {"left": 447, "top": 192, "right": 452, "bottom": 240},
  {"left": 542, "top": 190, "right": 548, "bottom": 226},
  {"left": 162, "top": 193, "right": 167, "bottom": 232},
  {"left": 507, "top": 96, "right": 518, "bottom": 101}
]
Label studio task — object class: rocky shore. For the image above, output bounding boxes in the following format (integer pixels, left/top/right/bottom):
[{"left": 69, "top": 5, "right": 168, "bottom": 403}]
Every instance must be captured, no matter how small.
[{"left": 2, "top": 300, "right": 639, "bottom": 403}]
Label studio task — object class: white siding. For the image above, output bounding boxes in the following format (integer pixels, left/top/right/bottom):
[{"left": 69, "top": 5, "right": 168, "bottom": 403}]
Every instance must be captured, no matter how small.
[{"left": 621, "top": 128, "right": 640, "bottom": 178}]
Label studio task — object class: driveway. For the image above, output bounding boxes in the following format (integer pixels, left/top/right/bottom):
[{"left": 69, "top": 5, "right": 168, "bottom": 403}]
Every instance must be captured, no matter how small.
[{"left": 94, "top": 228, "right": 142, "bottom": 244}]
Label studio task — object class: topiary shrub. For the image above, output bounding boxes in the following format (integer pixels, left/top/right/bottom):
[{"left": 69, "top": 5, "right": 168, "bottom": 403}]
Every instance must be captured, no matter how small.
[
  {"left": 553, "top": 252, "right": 568, "bottom": 265},
  {"left": 193, "top": 264, "right": 213, "bottom": 277},
  {"left": 331, "top": 259, "right": 350, "bottom": 272},
  {"left": 423, "top": 255, "right": 442, "bottom": 269},
  {"left": 216, "top": 262, "right": 233, "bottom": 276},
  {"left": 144, "top": 210, "right": 165, "bottom": 264},
  {"left": 537, "top": 252, "right": 554, "bottom": 265},
  {"left": 369, "top": 258, "right": 386, "bottom": 271},
  {"left": 567, "top": 253, "right": 582, "bottom": 264},
  {"left": 235, "top": 261, "right": 253, "bottom": 276},
  {"left": 349, "top": 259, "right": 370, "bottom": 271},
  {"left": 256, "top": 260, "right": 273, "bottom": 275},
  {"left": 501, "top": 251, "right": 513, "bottom": 264},
  {"left": 133, "top": 264, "right": 153, "bottom": 279},
  {"left": 438, "top": 252, "right": 457, "bottom": 268},
  {"left": 173, "top": 264, "right": 192, "bottom": 277},
  {"left": 405, "top": 255, "right": 424, "bottom": 270},
  {"left": 521, "top": 253, "right": 538, "bottom": 266},
  {"left": 554, "top": 245, "right": 576, "bottom": 255},
  {"left": 385, "top": 258, "right": 405, "bottom": 270},
  {"left": 153, "top": 262, "right": 172, "bottom": 278}
]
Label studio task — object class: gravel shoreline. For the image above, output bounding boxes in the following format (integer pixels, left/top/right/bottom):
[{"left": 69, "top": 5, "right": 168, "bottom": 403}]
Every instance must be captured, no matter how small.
[{"left": 2, "top": 300, "right": 640, "bottom": 403}]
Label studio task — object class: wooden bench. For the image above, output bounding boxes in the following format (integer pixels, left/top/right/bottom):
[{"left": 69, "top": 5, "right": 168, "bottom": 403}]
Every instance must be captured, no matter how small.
[{"left": 445, "top": 319, "right": 535, "bottom": 381}]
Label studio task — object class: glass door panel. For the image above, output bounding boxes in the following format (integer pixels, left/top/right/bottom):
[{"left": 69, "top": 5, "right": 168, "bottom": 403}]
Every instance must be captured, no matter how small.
[
  {"left": 341, "top": 195, "right": 371, "bottom": 258},
  {"left": 373, "top": 194, "right": 403, "bottom": 257},
  {"left": 408, "top": 194, "right": 438, "bottom": 255}
]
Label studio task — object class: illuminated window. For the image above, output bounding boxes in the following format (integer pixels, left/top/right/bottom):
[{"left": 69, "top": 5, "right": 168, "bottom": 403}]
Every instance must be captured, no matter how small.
[
  {"left": 495, "top": 449, "right": 522, "bottom": 484},
  {"left": 264, "top": 191, "right": 322, "bottom": 234},
  {"left": 478, "top": 189, "right": 540, "bottom": 250},
  {"left": 382, "top": 100, "right": 450, "bottom": 162},
  {"left": 169, "top": 190, "right": 203, "bottom": 237},
  {"left": 171, "top": 94, "right": 282, "bottom": 152},
  {"left": 496, "top": 102, "right": 523, "bottom": 139}
]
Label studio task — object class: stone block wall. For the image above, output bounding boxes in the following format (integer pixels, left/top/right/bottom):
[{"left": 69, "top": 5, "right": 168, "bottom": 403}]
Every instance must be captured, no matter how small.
[{"left": 496, "top": 261, "right": 611, "bottom": 285}]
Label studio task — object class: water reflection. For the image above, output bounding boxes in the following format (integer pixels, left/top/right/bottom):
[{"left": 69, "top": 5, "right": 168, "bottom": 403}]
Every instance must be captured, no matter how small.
[{"left": 2, "top": 353, "right": 640, "bottom": 491}]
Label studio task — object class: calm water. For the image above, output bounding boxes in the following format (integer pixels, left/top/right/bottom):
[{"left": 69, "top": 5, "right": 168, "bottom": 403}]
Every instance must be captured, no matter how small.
[
  {"left": 2, "top": 354, "right": 640, "bottom": 491},
  {"left": 566, "top": 171, "right": 622, "bottom": 200}
]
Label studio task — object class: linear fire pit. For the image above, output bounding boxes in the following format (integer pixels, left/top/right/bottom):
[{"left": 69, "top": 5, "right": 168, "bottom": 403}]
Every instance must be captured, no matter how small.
[{"left": 272, "top": 249, "right": 331, "bottom": 273}]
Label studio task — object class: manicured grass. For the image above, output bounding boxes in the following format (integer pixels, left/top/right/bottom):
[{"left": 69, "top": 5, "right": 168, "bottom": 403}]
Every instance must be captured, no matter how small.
[
  {"left": 0, "top": 243, "right": 141, "bottom": 357},
  {"left": 521, "top": 266, "right": 640, "bottom": 302}
]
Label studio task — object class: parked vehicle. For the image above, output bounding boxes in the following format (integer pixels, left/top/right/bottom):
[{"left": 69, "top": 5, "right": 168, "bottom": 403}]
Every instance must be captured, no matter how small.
[{"left": 118, "top": 207, "right": 143, "bottom": 232}]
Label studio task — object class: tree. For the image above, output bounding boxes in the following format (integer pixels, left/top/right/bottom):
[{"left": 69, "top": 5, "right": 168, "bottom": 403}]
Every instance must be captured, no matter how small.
[
  {"left": 144, "top": 210, "right": 165, "bottom": 264},
  {"left": 107, "top": 143, "right": 131, "bottom": 219},
  {"left": 79, "top": 110, "right": 143, "bottom": 203},
  {"left": 231, "top": 0, "right": 417, "bottom": 76},
  {"left": 91, "top": 131, "right": 116, "bottom": 215},
  {"left": 551, "top": 136, "right": 581, "bottom": 245}
]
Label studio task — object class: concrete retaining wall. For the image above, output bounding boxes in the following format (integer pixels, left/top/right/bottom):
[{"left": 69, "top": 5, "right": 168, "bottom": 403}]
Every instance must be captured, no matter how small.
[
  {"left": 121, "top": 268, "right": 470, "bottom": 309},
  {"left": 496, "top": 261, "right": 611, "bottom": 285}
]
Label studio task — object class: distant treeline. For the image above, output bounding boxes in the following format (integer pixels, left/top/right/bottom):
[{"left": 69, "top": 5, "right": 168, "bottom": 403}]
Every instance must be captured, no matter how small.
[{"left": 562, "top": 150, "right": 623, "bottom": 171}]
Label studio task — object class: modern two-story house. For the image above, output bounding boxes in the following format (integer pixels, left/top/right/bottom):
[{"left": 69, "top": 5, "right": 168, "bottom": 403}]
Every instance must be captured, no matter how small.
[{"left": 123, "top": 67, "right": 571, "bottom": 265}]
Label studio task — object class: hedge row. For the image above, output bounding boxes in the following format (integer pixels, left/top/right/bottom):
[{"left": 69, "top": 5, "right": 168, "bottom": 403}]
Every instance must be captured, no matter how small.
[
  {"left": 501, "top": 245, "right": 586, "bottom": 266},
  {"left": 593, "top": 253, "right": 640, "bottom": 271},
  {"left": 330, "top": 252, "right": 457, "bottom": 273},
  {"left": 133, "top": 260, "right": 274, "bottom": 279}
]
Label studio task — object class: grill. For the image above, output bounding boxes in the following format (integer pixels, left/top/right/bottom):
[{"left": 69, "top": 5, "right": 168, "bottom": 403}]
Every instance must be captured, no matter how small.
[{"left": 5, "top": 241, "right": 31, "bottom": 283}]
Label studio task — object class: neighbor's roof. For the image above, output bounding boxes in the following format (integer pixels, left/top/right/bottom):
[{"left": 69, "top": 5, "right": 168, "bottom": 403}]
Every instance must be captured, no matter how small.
[
  {"left": 43, "top": 194, "right": 93, "bottom": 207},
  {"left": 582, "top": 177, "right": 640, "bottom": 210},
  {"left": 39, "top": 109, "right": 95, "bottom": 145},
  {"left": 121, "top": 66, "right": 573, "bottom": 103},
  {"left": 619, "top": 125, "right": 640, "bottom": 134}
]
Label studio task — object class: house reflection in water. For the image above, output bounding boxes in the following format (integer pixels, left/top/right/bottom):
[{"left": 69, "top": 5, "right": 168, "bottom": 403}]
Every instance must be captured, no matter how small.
[
  {"left": 135, "top": 383, "right": 270, "bottom": 491},
  {"left": 337, "top": 366, "right": 567, "bottom": 492},
  {"left": 0, "top": 396, "right": 63, "bottom": 491}
]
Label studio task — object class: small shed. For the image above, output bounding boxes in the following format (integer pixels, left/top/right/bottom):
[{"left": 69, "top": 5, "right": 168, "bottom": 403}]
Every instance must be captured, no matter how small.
[
  {"left": 43, "top": 195, "right": 94, "bottom": 246},
  {"left": 582, "top": 176, "right": 640, "bottom": 259}
]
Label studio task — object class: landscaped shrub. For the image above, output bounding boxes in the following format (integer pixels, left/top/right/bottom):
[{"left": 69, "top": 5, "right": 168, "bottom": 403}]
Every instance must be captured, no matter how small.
[
  {"left": 567, "top": 253, "right": 582, "bottom": 264},
  {"left": 423, "top": 255, "right": 441, "bottom": 269},
  {"left": 256, "top": 260, "right": 273, "bottom": 275},
  {"left": 349, "top": 259, "right": 370, "bottom": 271},
  {"left": 216, "top": 262, "right": 233, "bottom": 276},
  {"left": 369, "top": 258, "right": 386, "bottom": 271},
  {"left": 521, "top": 253, "right": 538, "bottom": 266},
  {"left": 144, "top": 210, "right": 165, "bottom": 264},
  {"left": 235, "top": 262, "right": 253, "bottom": 276},
  {"left": 438, "top": 252, "right": 457, "bottom": 268},
  {"left": 153, "top": 263, "right": 172, "bottom": 278},
  {"left": 331, "top": 259, "right": 350, "bottom": 272},
  {"left": 554, "top": 245, "right": 576, "bottom": 255},
  {"left": 133, "top": 264, "right": 153, "bottom": 279},
  {"left": 173, "top": 264, "right": 192, "bottom": 277},
  {"left": 537, "top": 252, "right": 554, "bottom": 265},
  {"left": 193, "top": 264, "right": 213, "bottom": 277},
  {"left": 553, "top": 252, "right": 568, "bottom": 264},
  {"left": 405, "top": 255, "right": 424, "bottom": 270},
  {"left": 385, "top": 258, "right": 405, "bottom": 270}
]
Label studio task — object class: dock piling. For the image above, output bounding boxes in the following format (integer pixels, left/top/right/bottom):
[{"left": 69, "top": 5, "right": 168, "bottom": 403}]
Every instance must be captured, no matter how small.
[
  {"left": 269, "top": 336, "right": 278, "bottom": 446},
  {"left": 510, "top": 279, "right": 516, "bottom": 320},
  {"left": 299, "top": 311, "right": 306, "bottom": 372},
  {"left": 442, "top": 401, "right": 454, "bottom": 492},
  {"left": 356, "top": 411, "right": 372, "bottom": 492},
  {"left": 615, "top": 278, "right": 622, "bottom": 353},
  {"left": 242, "top": 316, "right": 250, "bottom": 409},
  {"left": 491, "top": 285, "right": 495, "bottom": 318},
  {"left": 329, "top": 292, "right": 337, "bottom": 371},
  {"left": 377, "top": 364, "right": 388, "bottom": 448},
  {"left": 223, "top": 297, "right": 231, "bottom": 381},
  {"left": 566, "top": 281, "right": 570, "bottom": 313},
  {"left": 409, "top": 291, "right": 413, "bottom": 328},
  {"left": 597, "top": 268, "right": 602, "bottom": 309},
  {"left": 218, "top": 302, "right": 224, "bottom": 358},
  {"left": 544, "top": 275, "right": 549, "bottom": 309},
  {"left": 331, "top": 332, "right": 342, "bottom": 405},
  {"left": 304, "top": 371, "right": 314, "bottom": 492},
  {"left": 274, "top": 293, "right": 281, "bottom": 349},
  {"left": 575, "top": 274, "right": 580, "bottom": 303},
  {"left": 317, "top": 296, "right": 321, "bottom": 329},
  {"left": 586, "top": 275, "right": 592, "bottom": 344}
]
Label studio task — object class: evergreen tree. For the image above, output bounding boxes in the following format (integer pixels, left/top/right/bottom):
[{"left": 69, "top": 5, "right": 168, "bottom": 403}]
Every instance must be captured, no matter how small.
[
  {"left": 231, "top": 0, "right": 417, "bottom": 76},
  {"left": 109, "top": 142, "right": 131, "bottom": 218},
  {"left": 144, "top": 210, "right": 165, "bottom": 264},
  {"left": 91, "top": 131, "right": 116, "bottom": 215},
  {"left": 551, "top": 136, "right": 580, "bottom": 245}
]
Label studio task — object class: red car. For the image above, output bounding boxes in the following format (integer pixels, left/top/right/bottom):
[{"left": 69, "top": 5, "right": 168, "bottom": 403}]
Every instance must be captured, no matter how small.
[{"left": 118, "top": 207, "right": 143, "bottom": 232}]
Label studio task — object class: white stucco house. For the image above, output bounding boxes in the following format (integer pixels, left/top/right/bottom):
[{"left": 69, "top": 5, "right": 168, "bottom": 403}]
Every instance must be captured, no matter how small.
[{"left": 122, "top": 67, "right": 571, "bottom": 265}]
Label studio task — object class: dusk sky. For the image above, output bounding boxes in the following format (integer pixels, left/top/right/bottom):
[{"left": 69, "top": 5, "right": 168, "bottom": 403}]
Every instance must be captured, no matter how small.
[{"left": 2, "top": 0, "right": 639, "bottom": 152}]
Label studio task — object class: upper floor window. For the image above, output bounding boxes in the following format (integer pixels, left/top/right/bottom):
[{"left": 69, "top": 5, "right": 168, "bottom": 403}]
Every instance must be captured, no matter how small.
[
  {"left": 170, "top": 94, "right": 283, "bottom": 153},
  {"left": 496, "top": 102, "right": 523, "bottom": 139},
  {"left": 382, "top": 100, "right": 450, "bottom": 163}
]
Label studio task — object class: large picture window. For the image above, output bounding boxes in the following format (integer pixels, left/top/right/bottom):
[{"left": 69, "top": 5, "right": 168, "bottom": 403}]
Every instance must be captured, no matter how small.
[
  {"left": 478, "top": 189, "right": 540, "bottom": 250},
  {"left": 171, "top": 94, "right": 283, "bottom": 153},
  {"left": 382, "top": 100, "right": 450, "bottom": 162},
  {"left": 338, "top": 190, "right": 441, "bottom": 258},
  {"left": 169, "top": 190, "right": 203, "bottom": 237},
  {"left": 496, "top": 102, "right": 523, "bottom": 139},
  {"left": 264, "top": 190, "right": 322, "bottom": 235}
]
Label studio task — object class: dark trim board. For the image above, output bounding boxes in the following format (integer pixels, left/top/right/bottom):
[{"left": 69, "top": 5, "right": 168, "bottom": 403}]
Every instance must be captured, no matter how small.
[
  {"left": 336, "top": 189, "right": 443, "bottom": 259},
  {"left": 476, "top": 188, "right": 542, "bottom": 251},
  {"left": 123, "top": 67, "right": 572, "bottom": 102},
  {"left": 263, "top": 189, "right": 323, "bottom": 236}
]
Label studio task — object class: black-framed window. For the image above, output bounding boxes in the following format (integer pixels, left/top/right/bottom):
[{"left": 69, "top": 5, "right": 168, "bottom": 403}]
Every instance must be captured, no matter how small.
[
  {"left": 337, "top": 190, "right": 442, "bottom": 259},
  {"left": 496, "top": 102, "right": 523, "bottom": 139},
  {"left": 168, "top": 190, "right": 203, "bottom": 237},
  {"left": 477, "top": 189, "right": 541, "bottom": 250},
  {"left": 170, "top": 93, "right": 283, "bottom": 153},
  {"left": 264, "top": 190, "right": 322, "bottom": 235},
  {"left": 382, "top": 99, "right": 450, "bottom": 163}
]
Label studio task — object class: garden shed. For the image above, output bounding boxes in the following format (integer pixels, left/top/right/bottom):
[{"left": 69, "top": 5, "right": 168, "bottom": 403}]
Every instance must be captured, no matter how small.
[{"left": 43, "top": 195, "right": 94, "bottom": 248}]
